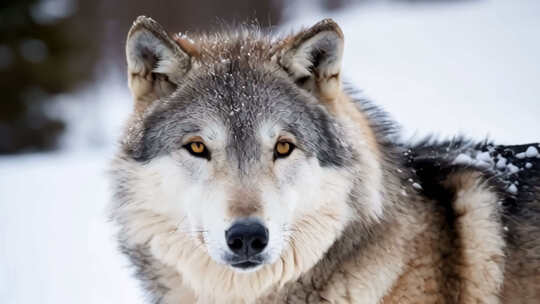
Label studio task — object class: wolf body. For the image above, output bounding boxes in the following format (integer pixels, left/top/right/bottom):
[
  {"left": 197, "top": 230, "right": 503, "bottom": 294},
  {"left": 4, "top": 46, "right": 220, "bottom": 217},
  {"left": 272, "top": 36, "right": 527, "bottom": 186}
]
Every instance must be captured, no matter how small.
[{"left": 109, "top": 16, "right": 540, "bottom": 303}]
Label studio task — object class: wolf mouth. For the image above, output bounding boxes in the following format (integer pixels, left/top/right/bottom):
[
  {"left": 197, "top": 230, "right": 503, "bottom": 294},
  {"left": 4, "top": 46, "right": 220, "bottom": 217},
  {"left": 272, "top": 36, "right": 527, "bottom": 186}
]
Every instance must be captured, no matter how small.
[
  {"left": 227, "top": 254, "right": 266, "bottom": 269},
  {"left": 231, "top": 261, "right": 261, "bottom": 269}
]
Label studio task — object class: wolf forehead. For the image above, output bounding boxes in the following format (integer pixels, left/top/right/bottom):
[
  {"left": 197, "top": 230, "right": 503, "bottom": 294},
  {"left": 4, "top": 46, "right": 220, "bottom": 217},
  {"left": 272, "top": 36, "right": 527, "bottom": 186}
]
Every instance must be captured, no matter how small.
[{"left": 122, "top": 48, "right": 351, "bottom": 168}]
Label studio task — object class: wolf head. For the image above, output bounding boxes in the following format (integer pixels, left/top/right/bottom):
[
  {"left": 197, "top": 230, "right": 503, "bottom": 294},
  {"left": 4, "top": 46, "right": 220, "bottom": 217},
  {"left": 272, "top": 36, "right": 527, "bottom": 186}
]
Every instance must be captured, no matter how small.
[{"left": 112, "top": 16, "right": 384, "bottom": 299}]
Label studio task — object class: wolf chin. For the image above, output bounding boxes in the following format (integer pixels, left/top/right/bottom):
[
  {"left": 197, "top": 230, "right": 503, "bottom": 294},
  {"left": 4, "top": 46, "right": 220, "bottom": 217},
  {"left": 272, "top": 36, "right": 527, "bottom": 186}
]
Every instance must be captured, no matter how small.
[{"left": 109, "top": 16, "right": 540, "bottom": 303}]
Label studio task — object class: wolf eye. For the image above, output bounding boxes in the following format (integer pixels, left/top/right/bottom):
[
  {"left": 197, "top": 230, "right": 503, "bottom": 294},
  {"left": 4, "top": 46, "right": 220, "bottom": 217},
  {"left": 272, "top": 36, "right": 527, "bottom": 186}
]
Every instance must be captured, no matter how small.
[
  {"left": 274, "top": 141, "right": 295, "bottom": 159},
  {"left": 184, "top": 142, "right": 210, "bottom": 160}
]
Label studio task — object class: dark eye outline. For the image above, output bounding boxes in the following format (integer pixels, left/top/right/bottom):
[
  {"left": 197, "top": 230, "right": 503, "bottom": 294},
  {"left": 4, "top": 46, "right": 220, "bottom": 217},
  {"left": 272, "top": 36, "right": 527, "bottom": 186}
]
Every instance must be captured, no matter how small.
[
  {"left": 274, "top": 141, "right": 295, "bottom": 160},
  {"left": 184, "top": 142, "right": 211, "bottom": 160}
]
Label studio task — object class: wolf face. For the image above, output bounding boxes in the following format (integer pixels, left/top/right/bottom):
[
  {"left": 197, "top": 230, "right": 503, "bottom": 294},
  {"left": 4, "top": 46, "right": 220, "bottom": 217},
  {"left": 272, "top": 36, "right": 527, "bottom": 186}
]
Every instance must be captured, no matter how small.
[
  {"left": 124, "top": 67, "right": 354, "bottom": 270},
  {"left": 112, "top": 17, "right": 384, "bottom": 299}
]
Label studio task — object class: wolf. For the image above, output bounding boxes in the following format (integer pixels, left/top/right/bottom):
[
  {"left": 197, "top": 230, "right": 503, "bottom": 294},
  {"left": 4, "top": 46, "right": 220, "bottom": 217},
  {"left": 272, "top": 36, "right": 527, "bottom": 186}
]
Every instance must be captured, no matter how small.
[{"left": 109, "top": 16, "right": 540, "bottom": 303}]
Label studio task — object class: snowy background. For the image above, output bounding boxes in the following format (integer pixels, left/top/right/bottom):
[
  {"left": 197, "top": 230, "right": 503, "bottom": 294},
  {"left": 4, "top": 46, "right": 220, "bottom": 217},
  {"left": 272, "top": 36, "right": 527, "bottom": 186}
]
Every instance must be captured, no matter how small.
[{"left": 1, "top": 0, "right": 539, "bottom": 303}]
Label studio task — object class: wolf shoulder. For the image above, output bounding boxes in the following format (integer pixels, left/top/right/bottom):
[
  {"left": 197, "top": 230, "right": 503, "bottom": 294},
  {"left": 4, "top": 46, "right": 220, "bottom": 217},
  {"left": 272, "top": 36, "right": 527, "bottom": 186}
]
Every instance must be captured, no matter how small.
[{"left": 407, "top": 141, "right": 540, "bottom": 301}]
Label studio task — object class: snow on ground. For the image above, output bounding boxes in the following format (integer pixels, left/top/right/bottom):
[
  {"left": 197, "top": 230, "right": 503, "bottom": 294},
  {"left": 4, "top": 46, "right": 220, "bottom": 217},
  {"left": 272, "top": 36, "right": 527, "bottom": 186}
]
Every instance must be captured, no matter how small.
[
  {"left": 0, "top": 151, "right": 144, "bottom": 304},
  {"left": 1, "top": 1, "right": 539, "bottom": 303}
]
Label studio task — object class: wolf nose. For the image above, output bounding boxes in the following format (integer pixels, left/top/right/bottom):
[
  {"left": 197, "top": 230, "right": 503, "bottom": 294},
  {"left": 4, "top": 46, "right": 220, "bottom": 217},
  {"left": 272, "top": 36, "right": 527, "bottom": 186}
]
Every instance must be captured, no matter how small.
[{"left": 225, "top": 221, "right": 268, "bottom": 257}]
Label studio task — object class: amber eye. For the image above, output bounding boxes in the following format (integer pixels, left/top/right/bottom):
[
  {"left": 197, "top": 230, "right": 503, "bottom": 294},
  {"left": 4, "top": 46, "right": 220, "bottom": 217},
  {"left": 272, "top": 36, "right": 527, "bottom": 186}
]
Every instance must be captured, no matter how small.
[
  {"left": 190, "top": 142, "right": 204, "bottom": 153},
  {"left": 185, "top": 142, "right": 210, "bottom": 160},
  {"left": 274, "top": 141, "right": 295, "bottom": 159}
]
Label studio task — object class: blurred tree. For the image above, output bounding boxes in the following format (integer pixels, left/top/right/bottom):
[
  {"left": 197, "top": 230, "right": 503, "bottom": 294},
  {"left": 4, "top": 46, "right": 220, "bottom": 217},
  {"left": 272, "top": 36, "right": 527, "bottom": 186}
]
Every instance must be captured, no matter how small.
[
  {"left": 0, "top": 0, "right": 99, "bottom": 154},
  {"left": 95, "top": 0, "right": 284, "bottom": 70}
]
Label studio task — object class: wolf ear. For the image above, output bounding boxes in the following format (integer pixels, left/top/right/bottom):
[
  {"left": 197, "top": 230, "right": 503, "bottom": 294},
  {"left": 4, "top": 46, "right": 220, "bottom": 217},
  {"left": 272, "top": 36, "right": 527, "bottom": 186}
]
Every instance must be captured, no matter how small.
[
  {"left": 278, "top": 19, "right": 344, "bottom": 100},
  {"left": 126, "top": 16, "right": 192, "bottom": 113}
]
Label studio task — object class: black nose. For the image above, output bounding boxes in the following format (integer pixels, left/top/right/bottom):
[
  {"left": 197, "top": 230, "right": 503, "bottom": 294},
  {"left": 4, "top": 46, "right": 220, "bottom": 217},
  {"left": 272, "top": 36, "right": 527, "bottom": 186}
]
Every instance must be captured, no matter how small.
[{"left": 225, "top": 221, "right": 268, "bottom": 257}]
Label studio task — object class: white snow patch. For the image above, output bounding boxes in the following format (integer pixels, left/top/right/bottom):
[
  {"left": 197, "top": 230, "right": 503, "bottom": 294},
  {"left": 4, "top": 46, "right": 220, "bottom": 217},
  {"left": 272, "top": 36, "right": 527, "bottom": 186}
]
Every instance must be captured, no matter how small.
[
  {"left": 453, "top": 151, "right": 494, "bottom": 169},
  {"left": 451, "top": 147, "right": 527, "bottom": 190},
  {"left": 476, "top": 151, "right": 492, "bottom": 163},
  {"left": 507, "top": 163, "right": 520, "bottom": 174},
  {"left": 525, "top": 162, "right": 533, "bottom": 169},
  {"left": 507, "top": 184, "right": 518, "bottom": 195},
  {"left": 454, "top": 153, "right": 474, "bottom": 165},
  {"left": 412, "top": 183, "right": 423, "bottom": 190},
  {"left": 496, "top": 157, "right": 507, "bottom": 169},
  {"left": 525, "top": 146, "right": 538, "bottom": 158}
]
